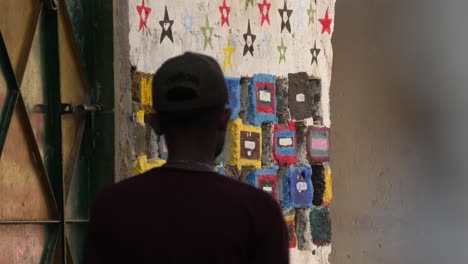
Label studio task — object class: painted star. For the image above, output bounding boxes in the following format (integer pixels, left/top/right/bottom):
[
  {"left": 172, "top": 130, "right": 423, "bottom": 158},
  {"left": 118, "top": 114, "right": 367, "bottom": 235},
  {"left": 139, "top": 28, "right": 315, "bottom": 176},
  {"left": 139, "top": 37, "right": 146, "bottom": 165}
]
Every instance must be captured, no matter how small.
[
  {"left": 278, "top": 1, "right": 293, "bottom": 33},
  {"left": 307, "top": 0, "right": 316, "bottom": 25},
  {"left": 245, "top": 0, "right": 254, "bottom": 10},
  {"left": 319, "top": 8, "right": 333, "bottom": 34},
  {"left": 136, "top": 0, "right": 151, "bottom": 35},
  {"left": 201, "top": 16, "right": 214, "bottom": 50},
  {"left": 219, "top": 0, "right": 231, "bottom": 27},
  {"left": 310, "top": 41, "right": 321, "bottom": 65},
  {"left": 243, "top": 19, "right": 256, "bottom": 56},
  {"left": 258, "top": 0, "right": 271, "bottom": 26},
  {"left": 277, "top": 38, "right": 287, "bottom": 63},
  {"left": 159, "top": 6, "right": 174, "bottom": 43},
  {"left": 182, "top": 8, "right": 193, "bottom": 31},
  {"left": 223, "top": 40, "right": 236, "bottom": 72}
]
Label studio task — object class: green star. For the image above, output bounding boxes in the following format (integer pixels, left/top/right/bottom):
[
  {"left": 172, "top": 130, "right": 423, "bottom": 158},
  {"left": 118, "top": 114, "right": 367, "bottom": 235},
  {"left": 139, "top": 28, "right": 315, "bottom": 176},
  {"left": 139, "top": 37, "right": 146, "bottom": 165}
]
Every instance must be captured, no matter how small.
[
  {"left": 277, "top": 38, "right": 287, "bottom": 64},
  {"left": 307, "top": 0, "right": 316, "bottom": 25},
  {"left": 245, "top": 0, "right": 254, "bottom": 10},
  {"left": 201, "top": 15, "right": 214, "bottom": 50}
]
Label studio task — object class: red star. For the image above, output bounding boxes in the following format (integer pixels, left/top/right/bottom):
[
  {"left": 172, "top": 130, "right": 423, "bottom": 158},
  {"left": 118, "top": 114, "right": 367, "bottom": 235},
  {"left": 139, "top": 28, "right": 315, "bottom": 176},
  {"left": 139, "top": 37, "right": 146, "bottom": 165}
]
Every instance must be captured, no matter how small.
[
  {"left": 219, "top": 0, "right": 231, "bottom": 27},
  {"left": 258, "top": 0, "right": 271, "bottom": 26},
  {"left": 137, "top": 0, "right": 152, "bottom": 34},
  {"left": 319, "top": 8, "right": 333, "bottom": 34}
]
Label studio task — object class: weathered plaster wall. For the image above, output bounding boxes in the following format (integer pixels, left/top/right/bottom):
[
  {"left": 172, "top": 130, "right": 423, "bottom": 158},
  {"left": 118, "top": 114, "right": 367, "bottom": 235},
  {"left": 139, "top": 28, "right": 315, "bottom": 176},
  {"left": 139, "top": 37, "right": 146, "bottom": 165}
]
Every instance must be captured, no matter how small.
[
  {"left": 129, "top": 0, "right": 335, "bottom": 126},
  {"left": 114, "top": 0, "right": 133, "bottom": 182},
  {"left": 331, "top": 0, "right": 468, "bottom": 263},
  {"left": 126, "top": 1, "right": 336, "bottom": 263}
]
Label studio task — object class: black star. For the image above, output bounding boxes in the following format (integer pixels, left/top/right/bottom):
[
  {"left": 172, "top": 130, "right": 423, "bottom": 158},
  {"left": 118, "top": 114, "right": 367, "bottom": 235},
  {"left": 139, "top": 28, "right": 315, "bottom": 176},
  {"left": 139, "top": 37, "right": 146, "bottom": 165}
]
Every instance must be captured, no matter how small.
[
  {"left": 310, "top": 41, "right": 321, "bottom": 65},
  {"left": 159, "top": 6, "right": 174, "bottom": 43},
  {"left": 243, "top": 20, "right": 256, "bottom": 56},
  {"left": 278, "top": 1, "right": 293, "bottom": 33}
]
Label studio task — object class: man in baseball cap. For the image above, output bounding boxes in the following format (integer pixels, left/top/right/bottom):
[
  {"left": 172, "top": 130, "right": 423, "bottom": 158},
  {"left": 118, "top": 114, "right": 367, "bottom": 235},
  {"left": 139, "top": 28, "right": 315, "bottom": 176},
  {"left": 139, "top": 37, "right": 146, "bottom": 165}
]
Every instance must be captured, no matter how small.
[{"left": 84, "top": 53, "right": 289, "bottom": 264}]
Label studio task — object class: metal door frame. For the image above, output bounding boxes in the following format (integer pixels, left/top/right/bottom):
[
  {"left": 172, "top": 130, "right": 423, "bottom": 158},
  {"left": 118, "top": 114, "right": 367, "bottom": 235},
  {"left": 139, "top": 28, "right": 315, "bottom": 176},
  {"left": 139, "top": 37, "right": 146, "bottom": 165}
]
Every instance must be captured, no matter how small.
[{"left": 0, "top": 0, "right": 114, "bottom": 263}]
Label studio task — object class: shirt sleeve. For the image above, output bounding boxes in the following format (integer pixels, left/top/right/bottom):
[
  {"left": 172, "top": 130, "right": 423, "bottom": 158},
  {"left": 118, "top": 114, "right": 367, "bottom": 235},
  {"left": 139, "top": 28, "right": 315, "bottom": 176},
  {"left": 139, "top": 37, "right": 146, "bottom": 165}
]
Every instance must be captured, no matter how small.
[{"left": 251, "top": 195, "right": 290, "bottom": 264}]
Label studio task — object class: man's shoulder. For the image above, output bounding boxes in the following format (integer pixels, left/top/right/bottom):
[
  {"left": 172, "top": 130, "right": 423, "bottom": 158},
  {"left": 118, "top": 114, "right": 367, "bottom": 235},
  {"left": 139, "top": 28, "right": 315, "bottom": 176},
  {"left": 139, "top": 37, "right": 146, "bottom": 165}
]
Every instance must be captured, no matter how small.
[
  {"left": 213, "top": 172, "right": 273, "bottom": 199},
  {"left": 200, "top": 170, "right": 279, "bottom": 211},
  {"left": 117, "top": 167, "right": 261, "bottom": 193},
  {"left": 94, "top": 167, "right": 275, "bottom": 209},
  {"left": 91, "top": 169, "right": 156, "bottom": 204}
]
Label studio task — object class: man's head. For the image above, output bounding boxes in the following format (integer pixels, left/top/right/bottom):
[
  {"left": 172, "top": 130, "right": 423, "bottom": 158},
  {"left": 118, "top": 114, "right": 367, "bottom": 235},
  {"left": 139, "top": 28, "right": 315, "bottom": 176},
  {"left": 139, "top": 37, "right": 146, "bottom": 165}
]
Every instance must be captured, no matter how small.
[{"left": 147, "top": 52, "right": 231, "bottom": 159}]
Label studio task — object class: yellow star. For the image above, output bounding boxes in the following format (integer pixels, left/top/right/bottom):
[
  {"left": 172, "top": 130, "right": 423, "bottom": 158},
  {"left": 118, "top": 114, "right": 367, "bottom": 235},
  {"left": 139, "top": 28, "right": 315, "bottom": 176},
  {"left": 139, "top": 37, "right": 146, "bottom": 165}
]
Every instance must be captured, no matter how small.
[{"left": 222, "top": 40, "right": 236, "bottom": 72}]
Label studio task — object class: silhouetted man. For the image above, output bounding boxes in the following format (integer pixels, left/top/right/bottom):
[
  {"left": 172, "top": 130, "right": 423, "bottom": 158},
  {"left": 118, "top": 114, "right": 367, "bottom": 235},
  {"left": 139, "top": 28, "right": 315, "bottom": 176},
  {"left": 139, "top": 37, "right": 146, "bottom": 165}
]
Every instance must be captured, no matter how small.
[{"left": 84, "top": 52, "right": 289, "bottom": 264}]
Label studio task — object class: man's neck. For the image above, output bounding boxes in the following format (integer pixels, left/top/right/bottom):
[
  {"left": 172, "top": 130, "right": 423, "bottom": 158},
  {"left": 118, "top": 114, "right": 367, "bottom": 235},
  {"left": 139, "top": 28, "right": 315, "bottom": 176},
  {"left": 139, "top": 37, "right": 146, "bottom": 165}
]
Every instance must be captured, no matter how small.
[
  {"left": 163, "top": 133, "right": 218, "bottom": 171},
  {"left": 165, "top": 153, "right": 215, "bottom": 172},
  {"left": 166, "top": 153, "right": 215, "bottom": 165},
  {"left": 165, "top": 133, "right": 217, "bottom": 163}
]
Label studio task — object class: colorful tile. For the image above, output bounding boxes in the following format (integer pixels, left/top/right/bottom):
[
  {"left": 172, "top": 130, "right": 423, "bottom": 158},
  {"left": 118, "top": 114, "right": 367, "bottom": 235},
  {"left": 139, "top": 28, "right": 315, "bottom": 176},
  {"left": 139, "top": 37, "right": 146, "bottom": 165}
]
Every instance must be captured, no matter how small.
[
  {"left": 284, "top": 212, "right": 298, "bottom": 248},
  {"left": 248, "top": 74, "right": 277, "bottom": 126},
  {"left": 310, "top": 206, "right": 332, "bottom": 245},
  {"left": 158, "top": 135, "right": 168, "bottom": 160},
  {"left": 247, "top": 166, "right": 279, "bottom": 199},
  {"left": 311, "top": 165, "right": 325, "bottom": 206},
  {"left": 323, "top": 164, "right": 333, "bottom": 206},
  {"left": 273, "top": 121, "right": 297, "bottom": 165},
  {"left": 226, "top": 78, "right": 241, "bottom": 120},
  {"left": 283, "top": 165, "right": 313, "bottom": 208},
  {"left": 226, "top": 118, "right": 262, "bottom": 169},
  {"left": 307, "top": 125, "right": 330, "bottom": 163},
  {"left": 288, "top": 72, "right": 316, "bottom": 121}
]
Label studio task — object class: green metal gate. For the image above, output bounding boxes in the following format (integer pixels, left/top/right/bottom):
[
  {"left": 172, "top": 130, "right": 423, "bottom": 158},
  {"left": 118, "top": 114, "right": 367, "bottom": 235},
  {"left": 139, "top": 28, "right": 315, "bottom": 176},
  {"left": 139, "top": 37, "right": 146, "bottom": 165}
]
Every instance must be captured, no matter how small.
[{"left": 0, "top": 0, "right": 114, "bottom": 263}]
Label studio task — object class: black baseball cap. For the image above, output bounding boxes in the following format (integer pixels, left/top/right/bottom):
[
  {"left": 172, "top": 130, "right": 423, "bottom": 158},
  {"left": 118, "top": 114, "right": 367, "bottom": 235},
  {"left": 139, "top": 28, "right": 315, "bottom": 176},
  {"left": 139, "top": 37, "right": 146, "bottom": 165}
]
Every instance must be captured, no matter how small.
[{"left": 152, "top": 52, "right": 228, "bottom": 112}]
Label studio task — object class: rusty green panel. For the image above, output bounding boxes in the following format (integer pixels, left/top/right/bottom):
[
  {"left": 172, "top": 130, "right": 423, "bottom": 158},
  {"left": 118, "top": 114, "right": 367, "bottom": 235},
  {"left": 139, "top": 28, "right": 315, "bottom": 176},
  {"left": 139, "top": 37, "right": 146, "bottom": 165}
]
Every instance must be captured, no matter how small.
[
  {"left": 0, "top": 0, "right": 114, "bottom": 263},
  {"left": 33, "top": 5, "right": 66, "bottom": 263},
  {"left": 0, "top": 0, "right": 42, "bottom": 82},
  {"left": 65, "top": 123, "right": 91, "bottom": 220},
  {"left": 0, "top": 101, "right": 58, "bottom": 221},
  {"left": 64, "top": 0, "right": 86, "bottom": 63},
  {"left": 40, "top": 224, "right": 61, "bottom": 263},
  {"left": 0, "top": 33, "right": 19, "bottom": 155},
  {"left": 60, "top": 1, "right": 115, "bottom": 261},
  {"left": 64, "top": 0, "right": 115, "bottom": 203},
  {"left": 83, "top": 0, "right": 115, "bottom": 199},
  {"left": 0, "top": 59, "right": 8, "bottom": 119},
  {"left": 38, "top": 4, "right": 64, "bottom": 213},
  {"left": 66, "top": 223, "right": 87, "bottom": 264},
  {"left": 20, "top": 6, "right": 50, "bottom": 163}
]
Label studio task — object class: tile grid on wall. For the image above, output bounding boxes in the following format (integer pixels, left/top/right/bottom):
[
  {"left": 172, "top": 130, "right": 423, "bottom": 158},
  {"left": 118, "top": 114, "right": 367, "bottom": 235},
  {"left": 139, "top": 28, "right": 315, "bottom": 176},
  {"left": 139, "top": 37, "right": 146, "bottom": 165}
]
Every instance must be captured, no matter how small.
[{"left": 128, "top": 0, "right": 336, "bottom": 263}]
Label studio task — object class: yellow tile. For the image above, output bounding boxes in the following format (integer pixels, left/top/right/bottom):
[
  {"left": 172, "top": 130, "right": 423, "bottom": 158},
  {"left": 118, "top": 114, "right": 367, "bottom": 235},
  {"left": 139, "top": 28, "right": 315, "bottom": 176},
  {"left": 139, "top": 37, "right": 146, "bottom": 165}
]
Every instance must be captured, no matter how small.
[
  {"left": 140, "top": 75, "right": 153, "bottom": 108},
  {"left": 323, "top": 164, "right": 333, "bottom": 204},
  {"left": 132, "top": 155, "right": 148, "bottom": 176},
  {"left": 136, "top": 110, "right": 145, "bottom": 124},
  {"left": 147, "top": 159, "right": 166, "bottom": 169},
  {"left": 227, "top": 118, "right": 262, "bottom": 169}
]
